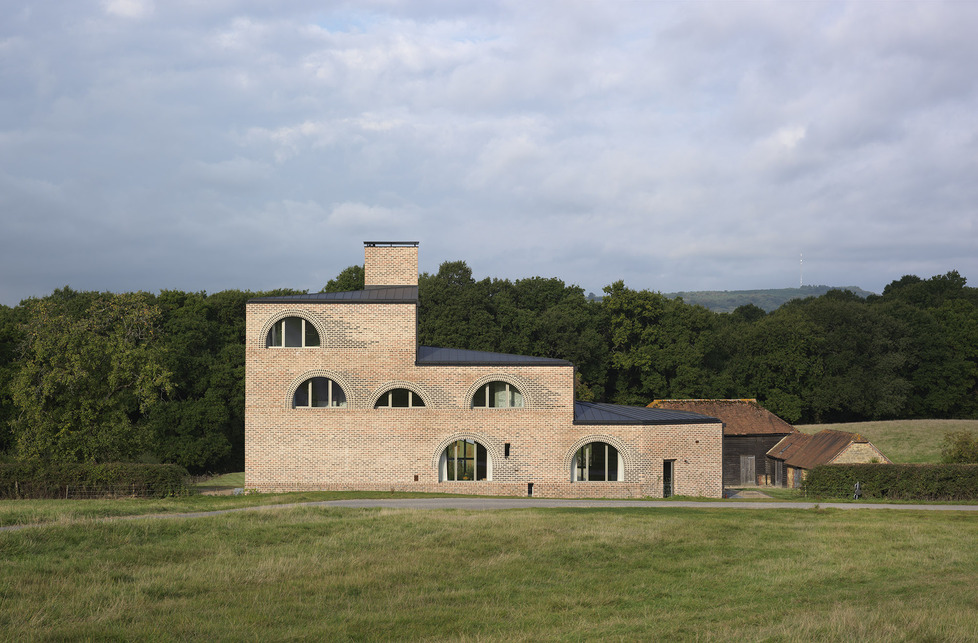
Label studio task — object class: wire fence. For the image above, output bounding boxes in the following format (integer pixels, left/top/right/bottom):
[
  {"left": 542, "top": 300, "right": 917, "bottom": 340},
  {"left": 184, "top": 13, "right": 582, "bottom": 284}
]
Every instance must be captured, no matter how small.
[{"left": 0, "top": 481, "right": 198, "bottom": 500}]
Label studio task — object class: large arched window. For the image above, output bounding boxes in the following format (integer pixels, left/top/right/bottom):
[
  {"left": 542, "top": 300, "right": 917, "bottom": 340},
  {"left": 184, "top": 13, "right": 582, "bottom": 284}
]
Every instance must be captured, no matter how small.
[
  {"left": 375, "top": 388, "right": 425, "bottom": 408},
  {"left": 267, "top": 317, "right": 319, "bottom": 348},
  {"left": 293, "top": 377, "right": 346, "bottom": 408},
  {"left": 573, "top": 442, "right": 621, "bottom": 482},
  {"left": 442, "top": 439, "right": 489, "bottom": 481},
  {"left": 471, "top": 381, "right": 523, "bottom": 408}
]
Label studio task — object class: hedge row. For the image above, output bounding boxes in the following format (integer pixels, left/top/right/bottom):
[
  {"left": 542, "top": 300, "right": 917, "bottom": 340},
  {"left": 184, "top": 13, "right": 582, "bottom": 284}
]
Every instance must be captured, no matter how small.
[
  {"left": 0, "top": 462, "right": 192, "bottom": 499},
  {"left": 802, "top": 463, "right": 978, "bottom": 501}
]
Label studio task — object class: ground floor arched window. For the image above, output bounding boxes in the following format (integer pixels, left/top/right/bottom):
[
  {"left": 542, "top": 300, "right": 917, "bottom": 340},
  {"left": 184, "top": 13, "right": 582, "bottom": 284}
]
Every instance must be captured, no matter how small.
[
  {"left": 573, "top": 442, "right": 621, "bottom": 481},
  {"left": 441, "top": 439, "right": 489, "bottom": 481}
]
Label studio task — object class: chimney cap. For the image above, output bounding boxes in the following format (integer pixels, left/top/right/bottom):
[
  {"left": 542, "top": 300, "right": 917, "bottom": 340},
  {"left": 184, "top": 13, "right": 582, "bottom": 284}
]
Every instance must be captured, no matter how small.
[{"left": 364, "top": 241, "right": 419, "bottom": 247}]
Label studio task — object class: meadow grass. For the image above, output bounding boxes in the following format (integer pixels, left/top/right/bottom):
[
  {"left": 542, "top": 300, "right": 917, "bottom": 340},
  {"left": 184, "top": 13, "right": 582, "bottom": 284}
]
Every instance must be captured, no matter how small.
[
  {"left": 795, "top": 418, "right": 978, "bottom": 464},
  {"left": 2, "top": 505, "right": 977, "bottom": 640}
]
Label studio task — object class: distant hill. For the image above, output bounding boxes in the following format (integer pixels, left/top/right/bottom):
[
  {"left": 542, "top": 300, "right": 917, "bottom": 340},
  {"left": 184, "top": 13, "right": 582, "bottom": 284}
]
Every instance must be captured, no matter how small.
[{"left": 664, "top": 285, "right": 877, "bottom": 313}]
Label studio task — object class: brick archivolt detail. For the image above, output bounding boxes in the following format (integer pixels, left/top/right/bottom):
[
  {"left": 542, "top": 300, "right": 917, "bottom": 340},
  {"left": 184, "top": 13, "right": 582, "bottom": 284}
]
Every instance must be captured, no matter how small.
[
  {"left": 464, "top": 372, "right": 535, "bottom": 409},
  {"left": 284, "top": 369, "right": 356, "bottom": 409},
  {"left": 368, "top": 381, "right": 435, "bottom": 408},
  {"left": 257, "top": 309, "right": 328, "bottom": 347}
]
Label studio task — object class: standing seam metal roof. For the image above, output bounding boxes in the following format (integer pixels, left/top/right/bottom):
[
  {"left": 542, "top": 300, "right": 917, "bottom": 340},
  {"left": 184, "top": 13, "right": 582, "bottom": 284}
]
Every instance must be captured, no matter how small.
[
  {"left": 248, "top": 286, "right": 418, "bottom": 304},
  {"left": 416, "top": 346, "right": 572, "bottom": 366},
  {"left": 574, "top": 402, "right": 720, "bottom": 425}
]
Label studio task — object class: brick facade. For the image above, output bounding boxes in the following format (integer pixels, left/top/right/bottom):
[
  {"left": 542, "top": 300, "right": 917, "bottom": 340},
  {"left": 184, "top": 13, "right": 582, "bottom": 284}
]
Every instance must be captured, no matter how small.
[
  {"left": 245, "top": 243, "right": 723, "bottom": 498},
  {"left": 364, "top": 242, "right": 418, "bottom": 287}
]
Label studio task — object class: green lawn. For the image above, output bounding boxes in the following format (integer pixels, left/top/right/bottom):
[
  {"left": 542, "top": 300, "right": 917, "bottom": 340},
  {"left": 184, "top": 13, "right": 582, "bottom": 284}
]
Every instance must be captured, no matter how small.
[
  {"left": 794, "top": 419, "right": 978, "bottom": 464},
  {"left": 2, "top": 505, "right": 977, "bottom": 640}
]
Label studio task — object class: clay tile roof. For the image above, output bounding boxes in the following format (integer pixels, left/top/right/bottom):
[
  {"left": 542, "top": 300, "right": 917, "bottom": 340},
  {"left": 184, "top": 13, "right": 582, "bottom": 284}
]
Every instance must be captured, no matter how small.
[
  {"left": 647, "top": 399, "right": 797, "bottom": 436},
  {"left": 767, "top": 429, "right": 877, "bottom": 470}
]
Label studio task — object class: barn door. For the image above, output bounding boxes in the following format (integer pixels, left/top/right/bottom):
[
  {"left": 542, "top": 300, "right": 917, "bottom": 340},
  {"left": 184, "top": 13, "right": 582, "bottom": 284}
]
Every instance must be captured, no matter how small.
[{"left": 740, "top": 455, "right": 756, "bottom": 485}]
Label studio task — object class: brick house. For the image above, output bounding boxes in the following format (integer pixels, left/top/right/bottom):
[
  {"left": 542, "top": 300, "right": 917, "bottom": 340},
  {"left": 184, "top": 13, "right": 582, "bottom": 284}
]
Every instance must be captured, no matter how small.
[
  {"left": 245, "top": 242, "right": 724, "bottom": 498},
  {"left": 766, "top": 429, "right": 891, "bottom": 488},
  {"left": 648, "top": 399, "right": 797, "bottom": 487}
]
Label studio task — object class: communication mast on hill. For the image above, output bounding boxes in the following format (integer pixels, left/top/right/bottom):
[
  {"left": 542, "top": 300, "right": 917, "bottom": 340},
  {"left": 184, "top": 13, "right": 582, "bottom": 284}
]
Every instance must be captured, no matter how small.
[{"left": 800, "top": 253, "right": 804, "bottom": 287}]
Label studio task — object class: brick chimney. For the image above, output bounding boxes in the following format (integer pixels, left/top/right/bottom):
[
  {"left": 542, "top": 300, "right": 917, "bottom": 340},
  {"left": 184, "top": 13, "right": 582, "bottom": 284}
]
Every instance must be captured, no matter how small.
[{"left": 363, "top": 241, "right": 419, "bottom": 288}]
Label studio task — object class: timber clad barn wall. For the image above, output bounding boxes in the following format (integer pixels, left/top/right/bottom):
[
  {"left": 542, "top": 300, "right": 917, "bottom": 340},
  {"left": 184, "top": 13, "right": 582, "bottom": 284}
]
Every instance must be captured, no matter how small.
[{"left": 245, "top": 242, "right": 723, "bottom": 498}]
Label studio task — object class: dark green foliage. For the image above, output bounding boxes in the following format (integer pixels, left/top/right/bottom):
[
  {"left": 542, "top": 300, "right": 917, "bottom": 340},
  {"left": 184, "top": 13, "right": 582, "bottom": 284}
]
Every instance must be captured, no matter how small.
[
  {"left": 941, "top": 430, "right": 978, "bottom": 464},
  {"left": 321, "top": 265, "right": 365, "bottom": 293},
  {"left": 802, "top": 463, "right": 978, "bottom": 500},
  {"left": 11, "top": 290, "right": 173, "bottom": 463},
  {"left": 1, "top": 263, "right": 977, "bottom": 469},
  {"left": 0, "top": 461, "right": 191, "bottom": 499}
]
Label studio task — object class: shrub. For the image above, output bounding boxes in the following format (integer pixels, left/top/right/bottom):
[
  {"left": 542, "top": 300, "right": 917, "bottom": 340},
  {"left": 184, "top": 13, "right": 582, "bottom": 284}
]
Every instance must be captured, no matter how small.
[
  {"left": 941, "top": 430, "right": 978, "bottom": 463},
  {"left": 803, "top": 463, "right": 978, "bottom": 501},
  {"left": 0, "top": 462, "right": 192, "bottom": 499}
]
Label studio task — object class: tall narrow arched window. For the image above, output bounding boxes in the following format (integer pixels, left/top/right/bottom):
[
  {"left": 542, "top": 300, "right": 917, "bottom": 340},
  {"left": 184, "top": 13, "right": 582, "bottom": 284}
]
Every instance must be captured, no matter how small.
[
  {"left": 375, "top": 388, "right": 425, "bottom": 408},
  {"left": 267, "top": 317, "right": 320, "bottom": 348},
  {"left": 442, "top": 439, "right": 489, "bottom": 481},
  {"left": 293, "top": 377, "right": 347, "bottom": 408},
  {"left": 573, "top": 442, "right": 620, "bottom": 482},
  {"left": 471, "top": 381, "right": 523, "bottom": 408}
]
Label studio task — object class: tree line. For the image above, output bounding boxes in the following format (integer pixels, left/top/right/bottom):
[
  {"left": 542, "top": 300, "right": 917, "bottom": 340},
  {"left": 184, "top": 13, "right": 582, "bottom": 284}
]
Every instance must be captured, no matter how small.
[{"left": 1, "top": 265, "right": 975, "bottom": 473}]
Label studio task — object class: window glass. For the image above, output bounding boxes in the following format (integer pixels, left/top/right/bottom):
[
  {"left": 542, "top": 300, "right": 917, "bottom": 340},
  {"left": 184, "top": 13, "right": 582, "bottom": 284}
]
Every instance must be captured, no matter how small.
[
  {"left": 267, "top": 317, "right": 319, "bottom": 348},
  {"left": 268, "top": 324, "right": 282, "bottom": 347},
  {"left": 304, "top": 323, "right": 320, "bottom": 347},
  {"left": 330, "top": 385, "right": 347, "bottom": 408},
  {"left": 575, "top": 442, "right": 619, "bottom": 482},
  {"left": 284, "top": 318, "right": 303, "bottom": 347},
  {"left": 444, "top": 439, "right": 488, "bottom": 481},
  {"left": 374, "top": 388, "right": 425, "bottom": 408},
  {"left": 294, "top": 377, "right": 347, "bottom": 408},
  {"left": 472, "top": 381, "right": 523, "bottom": 408},
  {"left": 391, "top": 388, "right": 410, "bottom": 407},
  {"left": 311, "top": 377, "right": 331, "bottom": 407}
]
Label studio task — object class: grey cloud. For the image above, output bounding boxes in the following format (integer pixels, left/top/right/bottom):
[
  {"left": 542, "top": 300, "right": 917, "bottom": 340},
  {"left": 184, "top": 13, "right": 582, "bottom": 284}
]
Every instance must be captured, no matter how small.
[{"left": 1, "top": 1, "right": 976, "bottom": 305}]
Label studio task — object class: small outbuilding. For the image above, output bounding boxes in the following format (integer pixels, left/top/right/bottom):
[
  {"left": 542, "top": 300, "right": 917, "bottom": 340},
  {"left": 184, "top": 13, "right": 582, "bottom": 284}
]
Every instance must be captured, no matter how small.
[
  {"left": 648, "top": 399, "right": 797, "bottom": 487},
  {"left": 766, "top": 429, "right": 891, "bottom": 488}
]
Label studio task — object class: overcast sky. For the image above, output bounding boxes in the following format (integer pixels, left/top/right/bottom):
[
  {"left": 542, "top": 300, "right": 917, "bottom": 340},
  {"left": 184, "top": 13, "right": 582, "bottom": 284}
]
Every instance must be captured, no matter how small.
[{"left": 2, "top": 1, "right": 976, "bottom": 305}]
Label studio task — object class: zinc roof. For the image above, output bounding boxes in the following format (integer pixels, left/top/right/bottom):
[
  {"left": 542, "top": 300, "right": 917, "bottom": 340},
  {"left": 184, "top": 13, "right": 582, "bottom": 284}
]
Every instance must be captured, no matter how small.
[
  {"left": 574, "top": 402, "right": 720, "bottom": 426},
  {"left": 416, "top": 346, "right": 572, "bottom": 367},
  {"left": 249, "top": 286, "right": 418, "bottom": 304}
]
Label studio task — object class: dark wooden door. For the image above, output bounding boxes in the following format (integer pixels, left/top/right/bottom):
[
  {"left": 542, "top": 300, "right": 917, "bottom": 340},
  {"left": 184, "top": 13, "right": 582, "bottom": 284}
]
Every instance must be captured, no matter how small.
[{"left": 740, "top": 455, "right": 756, "bottom": 485}]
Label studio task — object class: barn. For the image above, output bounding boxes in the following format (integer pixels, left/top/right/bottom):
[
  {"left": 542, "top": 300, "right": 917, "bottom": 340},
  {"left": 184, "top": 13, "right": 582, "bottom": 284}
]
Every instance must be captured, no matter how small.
[{"left": 648, "top": 399, "right": 797, "bottom": 487}]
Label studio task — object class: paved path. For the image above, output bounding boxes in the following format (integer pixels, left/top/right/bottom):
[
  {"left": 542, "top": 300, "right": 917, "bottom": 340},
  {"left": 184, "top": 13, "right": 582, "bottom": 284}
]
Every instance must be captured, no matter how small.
[{"left": 4, "top": 497, "right": 978, "bottom": 532}]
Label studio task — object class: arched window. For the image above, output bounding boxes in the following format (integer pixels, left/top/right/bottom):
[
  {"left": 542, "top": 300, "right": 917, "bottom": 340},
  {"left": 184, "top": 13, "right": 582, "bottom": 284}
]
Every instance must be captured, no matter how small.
[
  {"left": 267, "top": 317, "right": 319, "bottom": 348},
  {"left": 375, "top": 388, "right": 425, "bottom": 408},
  {"left": 442, "top": 439, "right": 489, "bottom": 481},
  {"left": 293, "top": 377, "right": 346, "bottom": 408},
  {"left": 573, "top": 442, "right": 620, "bottom": 482},
  {"left": 471, "top": 381, "right": 523, "bottom": 408}
]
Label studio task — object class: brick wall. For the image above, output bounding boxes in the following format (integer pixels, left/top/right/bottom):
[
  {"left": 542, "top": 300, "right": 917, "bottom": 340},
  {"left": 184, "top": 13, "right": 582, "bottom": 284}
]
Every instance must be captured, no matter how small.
[
  {"left": 364, "top": 245, "right": 418, "bottom": 287},
  {"left": 246, "top": 298, "right": 723, "bottom": 498}
]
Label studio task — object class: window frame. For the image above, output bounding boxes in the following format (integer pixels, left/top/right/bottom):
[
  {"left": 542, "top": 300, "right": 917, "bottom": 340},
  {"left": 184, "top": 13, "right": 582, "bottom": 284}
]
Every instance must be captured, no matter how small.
[
  {"left": 441, "top": 439, "right": 490, "bottom": 482},
  {"left": 266, "top": 316, "right": 320, "bottom": 348},
  {"left": 374, "top": 388, "right": 426, "bottom": 408},
  {"left": 471, "top": 381, "right": 524, "bottom": 408},
  {"left": 292, "top": 377, "right": 347, "bottom": 408},
  {"left": 573, "top": 442, "right": 622, "bottom": 482}
]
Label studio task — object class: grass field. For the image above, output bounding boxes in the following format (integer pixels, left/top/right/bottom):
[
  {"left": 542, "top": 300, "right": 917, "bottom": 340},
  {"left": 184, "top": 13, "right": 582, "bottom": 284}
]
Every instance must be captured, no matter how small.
[
  {"left": 2, "top": 504, "right": 978, "bottom": 640},
  {"left": 795, "top": 419, "right": 978, "bottom": 464}
]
